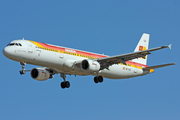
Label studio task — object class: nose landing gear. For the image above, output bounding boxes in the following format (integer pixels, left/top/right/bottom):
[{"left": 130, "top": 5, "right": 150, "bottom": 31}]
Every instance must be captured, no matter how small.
[{"left": 19, "top": 61, "right": 26, "bottom": 75}]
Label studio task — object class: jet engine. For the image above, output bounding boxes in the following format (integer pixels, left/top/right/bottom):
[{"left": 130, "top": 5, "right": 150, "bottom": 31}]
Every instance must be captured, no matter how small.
[
  {"left": 31, "top": 68, "right": 50, "bottom": 81},
  {"left": 81, "top": 59, "right": 100, "bottom": 72}
]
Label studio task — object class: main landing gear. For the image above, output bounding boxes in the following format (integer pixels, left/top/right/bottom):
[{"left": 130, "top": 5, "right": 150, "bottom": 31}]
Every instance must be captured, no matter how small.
[
  {"left": 59, "top": 74, "right": 104, "bottom": 89},
  {"left": 60, "top": 73, "right": 70, "bottom": 89},
  {"left": 19, "top": 61, "right": 26, "bottom": 75},
  {"left": 94, "top": 76, "right": 103, "bottom": 83},
  {"left": 94, "top": 71, "right": 104, "bottom": 83}
]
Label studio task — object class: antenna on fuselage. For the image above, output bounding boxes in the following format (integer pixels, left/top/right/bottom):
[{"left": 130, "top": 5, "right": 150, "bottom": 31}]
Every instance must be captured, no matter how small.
[{"left": 22, "top": 38, "right": 24, "bottom": 40}]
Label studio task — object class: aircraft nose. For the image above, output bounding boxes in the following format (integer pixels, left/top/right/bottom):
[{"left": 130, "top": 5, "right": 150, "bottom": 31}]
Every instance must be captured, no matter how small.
[{"left": 3, "top": 47, "right": 12, "bottom": 57}]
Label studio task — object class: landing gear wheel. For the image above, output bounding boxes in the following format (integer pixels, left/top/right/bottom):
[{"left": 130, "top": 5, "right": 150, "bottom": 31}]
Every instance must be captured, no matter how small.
[
  {"left": 98, "top": 76, "right": 103, "bottom": 83},
  {"left": 65, "top": 81, "right": 70, "bottom": 88},
  {"left": 61, "top": 81, "right": 70, "bottom": 89},
  {"left": 61, "top": 82, "right": 66, "bottom": 89},
  {"left": 60, "top": 73, "right": 71, "bottom": 89},
  {"left": 94, "top": 76, "right": 103, "bottom": 83},
  {"left": 20, "top": 70, "right": 25, "bottom": 75},
  {"left": 94, "top": 76, "right": 98, "bottom": 83}
]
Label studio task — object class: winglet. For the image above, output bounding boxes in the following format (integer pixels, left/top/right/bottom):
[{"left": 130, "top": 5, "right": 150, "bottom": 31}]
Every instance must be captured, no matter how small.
[{"left": 169, "top": 44, "right": 172, "bottom": 49}]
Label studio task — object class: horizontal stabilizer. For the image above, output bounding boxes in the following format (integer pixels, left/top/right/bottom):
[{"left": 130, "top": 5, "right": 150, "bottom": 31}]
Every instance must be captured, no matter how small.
[{"left": 143, "top": 63, "right": 176, "bottom": 70}]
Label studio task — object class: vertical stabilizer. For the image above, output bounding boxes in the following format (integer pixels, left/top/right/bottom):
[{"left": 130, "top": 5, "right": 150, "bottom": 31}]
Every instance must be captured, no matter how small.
[{"left": 131, "top": 33, "right": 150, "bottom": 65}]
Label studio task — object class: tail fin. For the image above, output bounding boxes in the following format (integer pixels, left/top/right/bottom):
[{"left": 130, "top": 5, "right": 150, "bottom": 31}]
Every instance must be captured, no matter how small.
[{"left": 131, "top": 33, "right": 150, "bottom": 65}]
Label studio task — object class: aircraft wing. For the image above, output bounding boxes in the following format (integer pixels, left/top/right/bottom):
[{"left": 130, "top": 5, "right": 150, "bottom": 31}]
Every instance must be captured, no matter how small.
[{"left": 96, "top": 44, "right": 172, "bottom": 70}]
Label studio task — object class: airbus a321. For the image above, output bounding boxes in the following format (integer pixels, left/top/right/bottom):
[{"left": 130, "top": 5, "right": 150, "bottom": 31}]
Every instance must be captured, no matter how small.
[{"left": 3, "top": 33, "right": 176, "bottom": 89}]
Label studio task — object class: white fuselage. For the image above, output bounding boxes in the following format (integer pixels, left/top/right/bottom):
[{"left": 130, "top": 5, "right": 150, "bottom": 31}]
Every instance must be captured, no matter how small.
[{"left": 3, "top": 40, "right": 150, "bottom": 79}]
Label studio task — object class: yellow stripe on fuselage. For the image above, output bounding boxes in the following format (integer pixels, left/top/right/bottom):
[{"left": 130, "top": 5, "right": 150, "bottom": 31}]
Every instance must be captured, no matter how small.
[
  {"left": 29, "top": 40, "right": 44, "bottom": 48},
  {"left": 28, "top": 40, "right": 152, "bottom": 71}
]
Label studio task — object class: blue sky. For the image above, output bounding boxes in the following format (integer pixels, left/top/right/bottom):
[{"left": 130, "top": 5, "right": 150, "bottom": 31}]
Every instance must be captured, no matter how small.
[{"left": 0, "top": 0, "right": 180, "bottom": 120}]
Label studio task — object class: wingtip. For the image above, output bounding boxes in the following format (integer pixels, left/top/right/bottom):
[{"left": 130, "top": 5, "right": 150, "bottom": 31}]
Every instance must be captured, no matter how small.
[
  {"left": 169, "top": 44, "right": 172, "bottom": 49},
  {"left": 171, "top": 63, "right": 176, "bottom": 65}
]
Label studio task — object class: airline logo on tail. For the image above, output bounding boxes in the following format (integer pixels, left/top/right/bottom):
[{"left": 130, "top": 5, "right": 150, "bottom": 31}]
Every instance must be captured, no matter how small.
[
  {"left": 139, "top": 46, "right": 147, "bottom": 59},
  {"left": 139, "top": 46, "right": 146, "bottom": 51}
]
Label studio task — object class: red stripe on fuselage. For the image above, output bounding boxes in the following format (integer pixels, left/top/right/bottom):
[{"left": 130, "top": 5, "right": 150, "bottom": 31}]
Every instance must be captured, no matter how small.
[
  {"left": 35, "top": 41, "right": 149, "bottom": 68},
  {"left": 37, "top": 42, "right": 107, "bottom": 58}
]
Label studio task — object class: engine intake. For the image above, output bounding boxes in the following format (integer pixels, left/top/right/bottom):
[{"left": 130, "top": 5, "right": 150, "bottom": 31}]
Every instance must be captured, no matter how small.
[
  {"left": 81, "top": 59, "right": 100, "bottom": 72},
  {"left": 31, "top": 68, "right": 50, "bottom": 81}
]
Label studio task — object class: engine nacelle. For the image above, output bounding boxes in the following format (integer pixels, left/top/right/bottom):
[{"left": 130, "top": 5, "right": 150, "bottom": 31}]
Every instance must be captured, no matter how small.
[
  {"left": 31, "top": 68, "right": 50, "bottom": 81},
  {"left": 81, "top": 59, "right": 100, "bottom": 72}
]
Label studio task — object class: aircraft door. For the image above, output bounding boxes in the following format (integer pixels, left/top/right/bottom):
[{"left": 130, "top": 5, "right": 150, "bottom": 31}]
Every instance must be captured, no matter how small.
[
  {"left": 26, "top": 41, "right": 34, "bottom": 53},
  {"left": 59, "top": 53, "right": 64, "bottom": 67}
]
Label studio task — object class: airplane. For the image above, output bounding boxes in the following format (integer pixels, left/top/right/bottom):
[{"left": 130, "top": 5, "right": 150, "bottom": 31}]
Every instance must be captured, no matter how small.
[{"left": 3, "top": 33, "right": 176, "bottom": 89}]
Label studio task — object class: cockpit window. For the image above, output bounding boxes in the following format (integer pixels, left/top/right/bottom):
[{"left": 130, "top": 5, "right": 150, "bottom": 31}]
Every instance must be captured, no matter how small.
[
  {"left": 9, "top": 43, "right": 15, "bottom": 46},
  {"left": 7, "top": 43, "right": 22, "bottom": 46}
]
